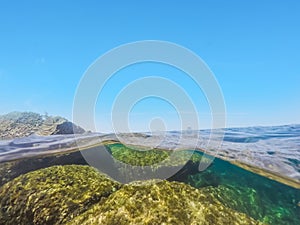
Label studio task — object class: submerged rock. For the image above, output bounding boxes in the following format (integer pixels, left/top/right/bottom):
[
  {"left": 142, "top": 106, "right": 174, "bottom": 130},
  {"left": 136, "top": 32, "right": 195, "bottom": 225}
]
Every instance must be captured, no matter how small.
[
  {"left": 104, "top": 143, "right": 206, "bottom": 183},
  {"left": 0, "top": 150, "right": 87, "bottom": 186},
  {"left": 186, "top": 169, "right": 222, "bottom": 188},
  {"left": 108, "top": 143, "right": 203, "bottom": 167},
  {"left": 67, "top": 180, "right": 262, "bottom": 225},
  {"left": 200, "top": 185, "right": 300, "bottom": 225},
  {"left": 0, "top": 165, "right": 121, "bottom": 225},
  {"left": 201, "top": 185, "right": 263, "bottom": 220}
]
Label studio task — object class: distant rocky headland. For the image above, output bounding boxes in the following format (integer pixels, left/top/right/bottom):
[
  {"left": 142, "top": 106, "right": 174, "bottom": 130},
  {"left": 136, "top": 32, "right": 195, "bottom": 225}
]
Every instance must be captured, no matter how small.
[{"left": 0, "top": 112, "right": 85, "bottom": 140}]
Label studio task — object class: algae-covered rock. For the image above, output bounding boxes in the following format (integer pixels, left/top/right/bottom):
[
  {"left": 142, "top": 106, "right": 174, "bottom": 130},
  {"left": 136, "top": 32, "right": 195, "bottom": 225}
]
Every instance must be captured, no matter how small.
[
  {"left": 105, "top": 143, "right": 206, "bottom": 183},
  {"left": 201, "top": 185, "right": 263, "bottom": 220},
  {"left": 108, "top": 143, "right": 170, "bottom": 166},
  {"left": 186, "top": 168, "right": 221, "bottom": 188},
  {"left": 108, "top": 143, "right": 203, "bottom": 167},
  {"left": 67, "top": 180, "right": 262, "bottom": 225},
  {"left": 200, "top": 184, "right": 300, "bottom": 225},
  {"left": 0, "top": 151, "right": 87, "bottom": 187},
  {"left": 0, "top": 165, "right": 121, "bottom": 225}
]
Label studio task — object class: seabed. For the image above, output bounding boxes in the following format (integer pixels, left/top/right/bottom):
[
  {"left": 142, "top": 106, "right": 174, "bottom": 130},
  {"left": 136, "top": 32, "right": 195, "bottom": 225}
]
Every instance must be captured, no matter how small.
[{"left": 0, "top": 142, "right": 299, "bottom": 225}]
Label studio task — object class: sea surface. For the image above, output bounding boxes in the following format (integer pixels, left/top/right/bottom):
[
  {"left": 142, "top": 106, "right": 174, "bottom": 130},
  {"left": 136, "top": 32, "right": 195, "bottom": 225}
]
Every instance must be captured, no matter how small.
[
  {"left": 0, "top": 124, "right": 299, "bottom": 224},
  {"left": 1, "top": 124, "right": 299, "bottom": 182}
]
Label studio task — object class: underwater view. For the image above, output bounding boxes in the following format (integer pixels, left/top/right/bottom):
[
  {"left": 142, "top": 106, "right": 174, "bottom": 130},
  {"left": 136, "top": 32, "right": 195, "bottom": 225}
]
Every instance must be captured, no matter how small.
[{"left": 0, "top": 113, "right": 299, "bottom": 225}]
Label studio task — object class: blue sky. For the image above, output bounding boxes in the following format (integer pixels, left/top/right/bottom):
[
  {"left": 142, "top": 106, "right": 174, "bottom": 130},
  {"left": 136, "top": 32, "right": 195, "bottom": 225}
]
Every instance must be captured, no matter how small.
[{"left": 0, "top": 1, "right": 299, "bottom": 132}]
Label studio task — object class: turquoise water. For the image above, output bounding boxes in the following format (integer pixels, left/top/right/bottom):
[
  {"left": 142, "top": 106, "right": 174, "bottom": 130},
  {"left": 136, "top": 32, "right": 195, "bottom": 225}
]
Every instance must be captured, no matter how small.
[
  {"left": 183, "top": 154, "right": 300, "bottom": 224},
  {"left": 0, "top": 125, "right": 300, "bottom": 224},
  {"left": 105, "top": 144, "right": 300, "bottom": 224}
]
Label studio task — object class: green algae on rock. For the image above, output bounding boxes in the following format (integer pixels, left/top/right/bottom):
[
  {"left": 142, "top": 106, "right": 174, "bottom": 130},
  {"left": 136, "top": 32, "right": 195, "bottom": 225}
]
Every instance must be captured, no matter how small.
[
  {"left": 104, "top": 143, "right": 207, "bottom": 183},
  {"left": 201, "top": 185, "right": 263, "bottom": 220},
  {"left": 108, "top": 143, "right": 203, "bottom": 167},
  {"left": 186, "top": 156, "right": 300, "bottom": 225},
  {"left": 186, "top": 168, "right": 221, "bottom": 188},
  {"left": 108, "top": 143, "right": 170, "bottom": 166},
  {"left": 67, "top": 180, "right": 262, "bottom": 225},
  {"left": 0, "top": 165, "right": 121, "bottom": 225},
  {"left": 201, "top": 185, "right": 300, "bottom": 225},
  {"left": 0, "top": 151, "right": 88, "bottom": 187}
]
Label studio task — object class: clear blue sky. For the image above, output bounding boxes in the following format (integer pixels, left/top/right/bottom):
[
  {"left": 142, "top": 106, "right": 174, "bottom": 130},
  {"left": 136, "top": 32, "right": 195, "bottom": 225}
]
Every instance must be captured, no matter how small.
[{"left": 0, "top": 0, "right": 299, "bottom": 132}]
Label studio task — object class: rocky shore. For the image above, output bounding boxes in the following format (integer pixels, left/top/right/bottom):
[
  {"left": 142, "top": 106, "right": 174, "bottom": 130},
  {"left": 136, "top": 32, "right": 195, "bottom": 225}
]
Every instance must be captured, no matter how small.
[{"left": 0, "top": 112, "right": 85, "bottom": 140}]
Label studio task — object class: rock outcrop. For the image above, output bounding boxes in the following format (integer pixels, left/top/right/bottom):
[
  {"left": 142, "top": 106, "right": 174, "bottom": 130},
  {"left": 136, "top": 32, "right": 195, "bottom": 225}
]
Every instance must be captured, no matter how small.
[{"left": 0, "top": 112, "right": 85, "bottom": 140}]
